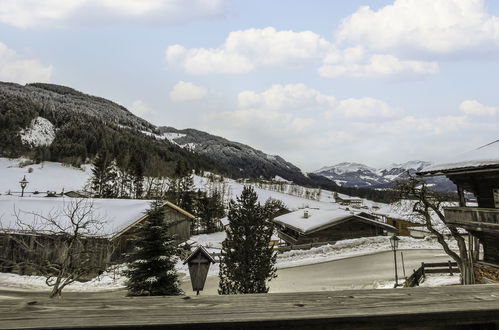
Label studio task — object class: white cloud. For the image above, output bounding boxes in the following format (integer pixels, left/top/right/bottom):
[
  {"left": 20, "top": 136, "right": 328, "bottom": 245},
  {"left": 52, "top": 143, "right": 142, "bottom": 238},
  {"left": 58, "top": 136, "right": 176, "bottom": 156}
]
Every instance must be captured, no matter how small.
[
  {"left": 0, "top": 0, "right": 226, "bottom": 28},
  {"left": 336, "top": 0, "right": 499, "bottom": 55},
  {"left": 204, "top": 109, "right": 318, "bottom": 152},
  {"left": 165, "top": 26, "right": 437, "bottom": 79},
  {"left": 0, "top": 42, "right": 53, "bottom": 84},
  {"left": 129, "top": 100, "right": 153, "bottom": 116},
  {"left": 238, "top": 84, "right": 402, "bottom": 119},
  {"left": 166, "top": 27, "right": 332, "bottom": 74},
  {"left": 337, "top": 97, "right": 403, "bottom": 118},
  {"left": 460, "top": 100, "right": 499, "bottom": 116},
  {"left": 319, "top": 54, "right": 438, "bottom": 78},
  {"left": 238, "top": 84, "right": 336, "bottom": 111},
  {"left": 352, "top": 115, "right": 468, "bottom": 135},
  {"left": 169, "top": 81, "right": 208, "bottom": 102}
]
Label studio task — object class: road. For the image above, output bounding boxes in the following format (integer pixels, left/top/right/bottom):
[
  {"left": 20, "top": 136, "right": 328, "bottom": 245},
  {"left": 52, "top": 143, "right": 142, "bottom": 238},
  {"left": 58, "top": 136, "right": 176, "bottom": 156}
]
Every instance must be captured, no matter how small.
[
  {"left": 182, "top": 249, "right": 454, "bottom": 295},
  {"left": 0, "top": 249, "right": 454, "bottom": 300}
]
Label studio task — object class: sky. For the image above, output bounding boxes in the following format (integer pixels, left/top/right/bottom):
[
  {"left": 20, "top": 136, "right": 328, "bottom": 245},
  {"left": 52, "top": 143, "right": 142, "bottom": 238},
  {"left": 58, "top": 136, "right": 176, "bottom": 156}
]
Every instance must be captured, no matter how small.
[{"left": 1, "top": 0, "right": 499, "bottom": 171}]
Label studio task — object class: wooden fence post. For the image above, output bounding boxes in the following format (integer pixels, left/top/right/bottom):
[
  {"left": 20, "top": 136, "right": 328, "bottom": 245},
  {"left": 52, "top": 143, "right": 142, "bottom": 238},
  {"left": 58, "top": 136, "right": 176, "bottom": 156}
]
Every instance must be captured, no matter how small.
[
  {"left": 448, "top": 260, "right": 454, "bottom": 276},
  {"left": 421, "top": 262, "right": 425, "bottom": 277}
]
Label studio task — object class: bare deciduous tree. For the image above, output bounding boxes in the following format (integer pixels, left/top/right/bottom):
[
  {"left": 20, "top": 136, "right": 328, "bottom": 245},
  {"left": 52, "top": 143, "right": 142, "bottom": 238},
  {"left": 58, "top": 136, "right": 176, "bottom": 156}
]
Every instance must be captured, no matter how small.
[
  {"left": 1, "top": 199, "right": 107, "bottom": 297},
  {"left": 396, "top": 177, "right": 473, "bottom": 284}
]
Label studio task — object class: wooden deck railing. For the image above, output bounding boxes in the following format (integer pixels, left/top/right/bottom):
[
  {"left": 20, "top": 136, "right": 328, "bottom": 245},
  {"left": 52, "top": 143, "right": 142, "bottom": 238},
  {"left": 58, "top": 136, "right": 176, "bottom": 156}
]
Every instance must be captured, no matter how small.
[
  {"left": 1, "top": 285, "right": 499, "bottom": 329},
  {"left": 444, "top": 207, "right": 499, "bottom": 226},
  {"left": 405, "top": 261, "right": 460, "bottom": 287}
]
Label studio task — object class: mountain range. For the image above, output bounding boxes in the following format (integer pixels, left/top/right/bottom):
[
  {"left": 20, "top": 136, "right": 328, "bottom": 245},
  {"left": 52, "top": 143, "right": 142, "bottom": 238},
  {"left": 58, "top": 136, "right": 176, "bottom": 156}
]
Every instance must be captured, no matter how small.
[{"left": 313, "top": 161, "right": 455, "bottom": 192}]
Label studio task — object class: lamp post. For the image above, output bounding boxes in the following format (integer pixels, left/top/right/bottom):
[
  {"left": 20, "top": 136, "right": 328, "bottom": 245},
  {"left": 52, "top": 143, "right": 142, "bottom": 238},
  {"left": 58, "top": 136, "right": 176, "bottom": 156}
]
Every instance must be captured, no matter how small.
[
  {"left": 19, "top": 176, "right": 29, "bottom": 197},
  {"left": 389, "top": 234, "right": 400, "bottom": 288}
]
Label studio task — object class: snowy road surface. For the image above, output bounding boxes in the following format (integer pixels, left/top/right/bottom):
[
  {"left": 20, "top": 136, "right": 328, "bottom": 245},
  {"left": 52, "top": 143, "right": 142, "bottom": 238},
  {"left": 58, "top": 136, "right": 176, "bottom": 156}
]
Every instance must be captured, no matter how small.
[{"left": 181, "top": 249, "right": 454, "bottom": 295}]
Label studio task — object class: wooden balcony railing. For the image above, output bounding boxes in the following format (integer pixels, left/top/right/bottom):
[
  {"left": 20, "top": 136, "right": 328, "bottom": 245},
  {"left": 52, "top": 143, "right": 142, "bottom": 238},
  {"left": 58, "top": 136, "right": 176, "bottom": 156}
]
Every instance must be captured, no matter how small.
[
  {"left": 2, "top": 285, "right": 499, "bottom": 329},
  {"left": 443, "top": 207, "right": 499, "bottom": 227}
]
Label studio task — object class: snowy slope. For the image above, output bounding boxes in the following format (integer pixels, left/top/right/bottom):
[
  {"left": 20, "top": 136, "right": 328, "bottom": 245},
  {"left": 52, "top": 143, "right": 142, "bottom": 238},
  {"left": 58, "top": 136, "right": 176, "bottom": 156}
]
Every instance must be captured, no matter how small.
[
  {"left": 0, "top": 158, "right": 92, "bottom": 195},
  {"left": 20, "top": 117, "right": 55, "bottom": 147}
]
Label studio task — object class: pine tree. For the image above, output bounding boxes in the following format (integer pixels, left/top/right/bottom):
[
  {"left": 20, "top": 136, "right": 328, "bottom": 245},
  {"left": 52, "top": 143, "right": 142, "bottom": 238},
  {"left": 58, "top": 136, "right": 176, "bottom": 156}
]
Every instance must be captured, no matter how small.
[
  {"left": 124, "top": 201, "right": 182, "bottom": 296},
  {"left": 178, "top": 174, "right": 195, "bottom": 213},
  {"left": 218, "top": 186, "right": 277, "bottom": 294},
  {"left": 131, "top": 157, "right": 145, "bottom": 199},
  {"left": 196, "top": 189, "right": 226, "bottom": 233},
  {"left": 91, "top": 152, "right": 115, "bottom": 197}
]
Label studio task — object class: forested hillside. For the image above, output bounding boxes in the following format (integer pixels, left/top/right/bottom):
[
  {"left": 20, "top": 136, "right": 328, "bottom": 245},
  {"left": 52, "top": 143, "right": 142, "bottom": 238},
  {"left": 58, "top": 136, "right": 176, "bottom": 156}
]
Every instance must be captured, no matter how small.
[{"left": 0, "top": 81, "right": 422, "bottom": 203}]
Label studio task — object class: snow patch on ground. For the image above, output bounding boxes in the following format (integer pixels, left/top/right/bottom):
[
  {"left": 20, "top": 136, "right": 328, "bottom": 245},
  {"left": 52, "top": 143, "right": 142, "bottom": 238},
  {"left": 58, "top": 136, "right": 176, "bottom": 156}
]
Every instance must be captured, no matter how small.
[
  {"left": 276, "top": 236, "right": 455, "bottom": 268},
  {"left": 419, "top": 274, "right": 461, "bottom": 287},
  {"left": 20, "top": 117, "right": 55, "bottom": 147}
]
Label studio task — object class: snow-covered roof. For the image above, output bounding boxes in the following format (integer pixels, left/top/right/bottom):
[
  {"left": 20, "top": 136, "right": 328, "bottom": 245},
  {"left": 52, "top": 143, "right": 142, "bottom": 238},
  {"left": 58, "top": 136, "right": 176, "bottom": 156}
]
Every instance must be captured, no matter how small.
[
  {"left": 273, "top": 208, "right": 395, "bottom": 234},
  {"left": 419, "top": 140, "right": 499, "bottom": 175},
  {"left": 0, "top": 196, "right": 192, "bottom": 238}
]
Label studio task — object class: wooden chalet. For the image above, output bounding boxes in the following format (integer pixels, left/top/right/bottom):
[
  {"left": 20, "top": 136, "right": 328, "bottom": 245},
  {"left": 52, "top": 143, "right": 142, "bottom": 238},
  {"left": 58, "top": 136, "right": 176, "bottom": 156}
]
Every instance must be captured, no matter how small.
[
  {"left": 273, "top": 208, "right": 397, "bottom": 246},
  {"left": 333, "top": 192, "right": 363, "bottom": 207},
  {"left": 375, "top": 213, "right": 423, "bottom": 237},
  {"left": 0, "top": 196, "right": 195, "bottom": 276},
  {"left": 419, "top": 139, "right": 499, "bottom": 283}
]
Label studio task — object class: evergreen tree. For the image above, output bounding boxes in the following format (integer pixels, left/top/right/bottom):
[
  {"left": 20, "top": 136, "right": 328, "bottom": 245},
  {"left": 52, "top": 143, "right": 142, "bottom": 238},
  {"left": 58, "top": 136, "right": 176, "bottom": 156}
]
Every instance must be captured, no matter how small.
[
  {"left": 125, "top": 201, "right": 182, "bottom": 296},
  {"left": 196, "top": 189, "right": 226, "bottom": 233},
  {"left": 178, "top": 174, "right": 195, "bottom": 214},
  {"left": 91, "top": 152, "right": 116, "bottom": 198},
  {"left": 218, "top": 186, "right": 276, "bottom": 294},
  {"left": 263, "top": 198, "right": 288, "bottom": 219},
  {"left": 131, "top": 157, "right": 145, "bottom": 199}
]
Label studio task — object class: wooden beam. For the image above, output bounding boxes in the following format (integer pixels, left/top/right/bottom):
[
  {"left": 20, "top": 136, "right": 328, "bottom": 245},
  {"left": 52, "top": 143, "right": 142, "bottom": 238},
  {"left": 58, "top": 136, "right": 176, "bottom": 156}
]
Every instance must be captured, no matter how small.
[{"left": 1, "top": 285, "right": 499, "bottom": 329}]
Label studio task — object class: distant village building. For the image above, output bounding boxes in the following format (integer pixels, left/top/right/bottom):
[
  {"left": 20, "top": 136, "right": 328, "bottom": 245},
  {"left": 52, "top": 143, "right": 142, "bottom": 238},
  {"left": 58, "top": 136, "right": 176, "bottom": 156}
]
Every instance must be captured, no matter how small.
[
  {"left": 333, "top": 192, "right": 363, "bottom": 207},
  {"left": 419, "top": 139, "right": 499, "bottom": 283},
  {"left": 376, "top": 214, "right": 423, "bottom": 237},
  {"left": 0, "top": 196, "right": 194, "bottom": 276},
  {"left": 273, "top": 208, "right": 397, "bottom": 246}
]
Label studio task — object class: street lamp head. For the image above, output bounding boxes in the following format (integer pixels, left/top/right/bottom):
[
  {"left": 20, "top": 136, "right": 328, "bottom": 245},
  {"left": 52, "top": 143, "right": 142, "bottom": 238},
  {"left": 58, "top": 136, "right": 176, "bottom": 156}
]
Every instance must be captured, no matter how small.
[
  {"left": 19, "top": 176, "right": 29, "bottom": 189},
  {"left": 389, "top": 234, "right": 400, "bottom": 250}
]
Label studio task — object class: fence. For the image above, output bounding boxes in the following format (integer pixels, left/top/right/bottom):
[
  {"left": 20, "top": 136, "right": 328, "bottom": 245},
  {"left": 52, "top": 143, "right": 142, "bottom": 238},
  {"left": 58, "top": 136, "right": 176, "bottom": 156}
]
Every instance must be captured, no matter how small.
[
  {"left": 275, "top": 241, "right": 335, "bottom": 252},
  {"left": 405, "top": 261, "right": 460, "bottom": 287}
]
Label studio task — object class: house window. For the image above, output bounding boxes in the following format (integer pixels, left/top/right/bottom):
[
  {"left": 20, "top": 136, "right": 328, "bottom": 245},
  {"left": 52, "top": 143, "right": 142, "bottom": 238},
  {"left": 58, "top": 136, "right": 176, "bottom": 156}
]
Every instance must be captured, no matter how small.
[{"left": 494, "top": 189, "right": 499, "bottom": 208}]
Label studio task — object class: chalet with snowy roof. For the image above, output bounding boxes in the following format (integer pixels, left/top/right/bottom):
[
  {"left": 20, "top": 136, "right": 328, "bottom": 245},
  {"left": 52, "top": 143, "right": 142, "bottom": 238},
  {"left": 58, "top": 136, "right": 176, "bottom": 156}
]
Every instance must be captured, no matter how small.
[
  {"left": 0, "top": 196, "right": 195, "bottom": 276},
  {"left": 419, "top": 139, "right": 499, "bottom": 283},
  {"left": 273, "top": 208, "right": 396, "bottom": 246},
  {"left": 333, "top": 192, "right": 363, "bottom": 207}
]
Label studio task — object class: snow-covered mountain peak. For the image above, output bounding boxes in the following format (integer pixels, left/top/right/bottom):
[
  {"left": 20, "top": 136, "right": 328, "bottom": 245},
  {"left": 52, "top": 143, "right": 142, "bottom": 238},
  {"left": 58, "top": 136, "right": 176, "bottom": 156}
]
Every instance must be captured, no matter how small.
[
  {"left": 378, "top": 160, "right": 432, "bottom": 174},
  {"left": 315, "top": 162, "right": 376, "bottom": 175},
  {"left": 312, "top": 160, "right": 453, "bottom": 191}
]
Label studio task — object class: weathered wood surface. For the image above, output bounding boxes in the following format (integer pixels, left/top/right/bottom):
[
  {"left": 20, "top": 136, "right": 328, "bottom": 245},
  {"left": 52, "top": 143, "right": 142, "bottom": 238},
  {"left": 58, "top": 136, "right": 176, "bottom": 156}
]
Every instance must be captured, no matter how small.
[{"left": 1, "top": 285, "right": 499, "bottom": 329}]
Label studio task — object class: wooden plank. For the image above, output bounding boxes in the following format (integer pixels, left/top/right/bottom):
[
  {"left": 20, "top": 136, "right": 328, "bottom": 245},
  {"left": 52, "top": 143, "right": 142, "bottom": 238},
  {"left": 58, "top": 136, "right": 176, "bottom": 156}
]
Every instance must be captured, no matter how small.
[
  {"left": 1, "top": 285, "right": 499, "bottom": 329},
  {"left": 424, "top": 262, "right": 457, "bottom": 267},
  {"left": 425, "top": 268, "right": 460, "bottom": 274}
]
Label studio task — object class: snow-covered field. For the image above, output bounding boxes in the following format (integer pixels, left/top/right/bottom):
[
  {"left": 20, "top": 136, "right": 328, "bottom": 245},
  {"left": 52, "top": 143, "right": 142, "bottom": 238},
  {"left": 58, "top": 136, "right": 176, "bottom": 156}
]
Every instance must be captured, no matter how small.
[{"left": 0, "top": 158, "right": 92, "bottom": 195}]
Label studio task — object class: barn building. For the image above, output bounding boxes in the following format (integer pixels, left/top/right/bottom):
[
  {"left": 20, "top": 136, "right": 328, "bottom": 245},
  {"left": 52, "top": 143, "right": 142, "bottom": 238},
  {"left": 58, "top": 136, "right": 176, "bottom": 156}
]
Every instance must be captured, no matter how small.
[
  {"left": 273, "top": 208, "right": 397, "bottom": 246},
  {"left": 0, "top": 196, "right": 194, "bottom": 276},
  {"left": 419, "top": 139, "right": 499, "bottom": 283}
]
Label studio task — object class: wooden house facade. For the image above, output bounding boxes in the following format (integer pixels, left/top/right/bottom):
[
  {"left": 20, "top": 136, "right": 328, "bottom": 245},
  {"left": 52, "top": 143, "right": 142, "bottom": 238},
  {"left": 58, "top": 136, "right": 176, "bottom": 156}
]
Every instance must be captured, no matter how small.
[
  {"left": 419, "top": 140, "right": 499, "bottom": 283},
  {"left": 384, "top": 217, "right": 422, "bottom": 237},
  {"left": 0, "top": 197, "right": 194, "bottom": 277},
  {"left": 274, "top": 208, "right": 397, "bottom": 246}
]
